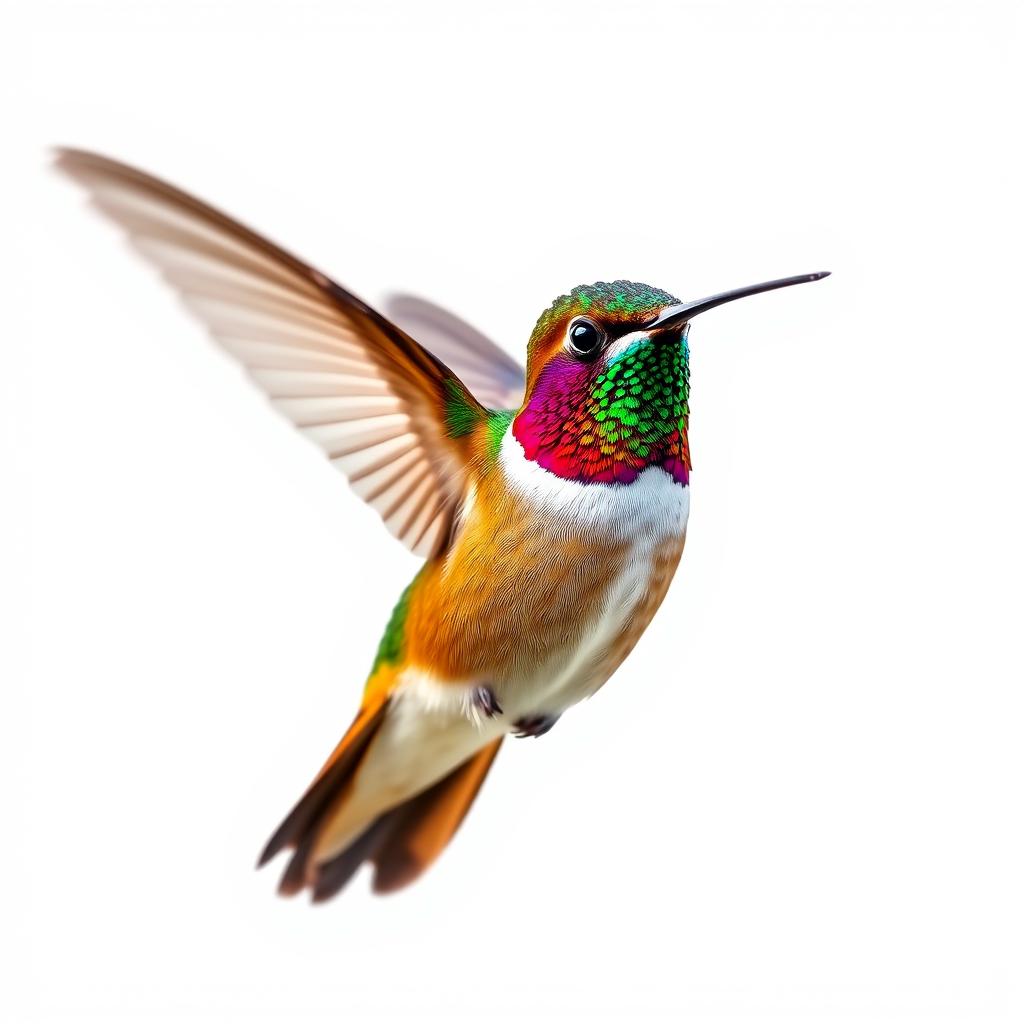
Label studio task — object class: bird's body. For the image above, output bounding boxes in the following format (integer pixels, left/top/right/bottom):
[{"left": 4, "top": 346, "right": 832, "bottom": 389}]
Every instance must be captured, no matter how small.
[
  {"left": 58, "top": 148, "right": 827, "bottom": 900},
  {"left": 328, "top": 438, "right": 689, "bottom": 866}
]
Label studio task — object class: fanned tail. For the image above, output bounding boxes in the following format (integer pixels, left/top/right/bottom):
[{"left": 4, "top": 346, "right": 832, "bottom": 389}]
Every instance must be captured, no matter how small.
[
  {"left": 258, "top": 699, "right": 502, "bottom": 900},
  {"left": 257, "top": 695, "right": 390, "bottom": 895}
]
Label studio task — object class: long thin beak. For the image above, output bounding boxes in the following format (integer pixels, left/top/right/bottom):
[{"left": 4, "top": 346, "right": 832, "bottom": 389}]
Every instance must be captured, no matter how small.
[{"left": 648, "top": 271, "right": 830, "bottom": 331}]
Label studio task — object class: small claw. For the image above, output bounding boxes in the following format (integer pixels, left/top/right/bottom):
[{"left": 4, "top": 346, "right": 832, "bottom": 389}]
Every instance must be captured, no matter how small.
[
  {"left": 513, "top": 713, "right": 560, "bottom": 739},
  {"left": 472, "top": 685, "right": 503, "bottom": 718}
]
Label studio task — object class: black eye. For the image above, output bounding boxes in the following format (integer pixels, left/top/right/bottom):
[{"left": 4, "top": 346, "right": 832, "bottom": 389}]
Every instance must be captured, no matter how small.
[{"left": 567, "top": 318, "right": 603, "bottom": 358}]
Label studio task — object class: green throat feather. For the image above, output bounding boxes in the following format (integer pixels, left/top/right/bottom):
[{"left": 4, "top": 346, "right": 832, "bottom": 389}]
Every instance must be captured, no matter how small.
[{"left": 514, "top": 281, "right": 691, "bottom": 486}]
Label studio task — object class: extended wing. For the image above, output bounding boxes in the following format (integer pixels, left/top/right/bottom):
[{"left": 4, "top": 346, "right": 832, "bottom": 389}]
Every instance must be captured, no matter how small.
[{"left": 56, "top": 149, "right": 486, "bottom": 558}]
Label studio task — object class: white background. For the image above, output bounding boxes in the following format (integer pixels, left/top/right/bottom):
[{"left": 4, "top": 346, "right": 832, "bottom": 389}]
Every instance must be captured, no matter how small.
[{"left": 4, "top": 1, "right": 1022, "bottom": 1021}]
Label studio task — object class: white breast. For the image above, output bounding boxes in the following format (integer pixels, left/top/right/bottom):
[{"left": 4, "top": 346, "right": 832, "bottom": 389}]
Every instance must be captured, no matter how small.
[
  {"left": 497, "top": 428, "right": 689, "bottom": 710},
  {"left": 496, "top": 428, "right": 690, "bottom": 541}
]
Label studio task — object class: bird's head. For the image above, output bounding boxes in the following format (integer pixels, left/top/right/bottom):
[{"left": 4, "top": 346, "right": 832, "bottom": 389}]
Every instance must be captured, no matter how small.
[{"left": 513, "top": 273, "right": 828, "bottom": 485}]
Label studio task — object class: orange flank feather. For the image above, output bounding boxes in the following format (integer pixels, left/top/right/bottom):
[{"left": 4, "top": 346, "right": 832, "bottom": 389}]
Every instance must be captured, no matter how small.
[{"left": 398, "top": 464, "right": 631, "bottom": 683}]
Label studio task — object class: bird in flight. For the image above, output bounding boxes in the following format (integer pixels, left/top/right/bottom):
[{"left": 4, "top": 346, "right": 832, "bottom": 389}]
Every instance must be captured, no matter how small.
[{"left": 57, "top": 149, "right": 828, "bottom": 901}]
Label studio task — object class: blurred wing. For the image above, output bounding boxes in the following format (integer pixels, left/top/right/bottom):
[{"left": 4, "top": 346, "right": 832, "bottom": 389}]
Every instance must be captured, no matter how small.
[
  {"left": 385, "top": 294, "right": 525, "bottom": 411},
  {"left": 56, "top": 148, "right": 486, "bottom": 558}
]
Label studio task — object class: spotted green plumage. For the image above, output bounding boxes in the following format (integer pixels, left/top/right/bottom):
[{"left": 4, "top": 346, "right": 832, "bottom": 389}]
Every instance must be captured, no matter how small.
[{"left": 589, "top": 333, "right": 690, "bottom": 461}]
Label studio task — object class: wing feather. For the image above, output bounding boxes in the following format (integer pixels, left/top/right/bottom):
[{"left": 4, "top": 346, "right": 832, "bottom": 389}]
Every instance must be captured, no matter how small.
[
  {"left": 385, "top": 294, "right": 525, "bottom": 411},
  {"left": 57, "top": 148, "right": 487, "bottom": 557}
]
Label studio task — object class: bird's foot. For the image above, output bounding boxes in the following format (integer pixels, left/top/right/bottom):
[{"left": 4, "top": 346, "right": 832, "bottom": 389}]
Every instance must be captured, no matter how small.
[
  {"left": 513, "top": 713, "right": 560, "bottom": 739},
  {"left": 471, "top": 685, "right": 503, "bottom": 719}
]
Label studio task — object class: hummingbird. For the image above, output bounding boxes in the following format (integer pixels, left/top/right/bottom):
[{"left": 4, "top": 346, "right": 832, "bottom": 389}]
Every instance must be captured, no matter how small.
[{"left": 57, "top": 148, "right": 828, "bottom": 901}]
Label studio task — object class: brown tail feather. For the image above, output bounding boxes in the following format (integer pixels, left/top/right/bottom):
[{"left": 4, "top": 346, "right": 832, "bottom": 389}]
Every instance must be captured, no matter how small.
[
  {"left": 311, "top": 814, "right": 401, "bottom": 902},
  {"left": 371, "top": 737, "right": 503, "bottom": 894},
  {"left": 257, "top": 696, "right": 389, "bottom": 889},
  {"left": 304, "top": 737, "right": 504, "bottom": 902}
]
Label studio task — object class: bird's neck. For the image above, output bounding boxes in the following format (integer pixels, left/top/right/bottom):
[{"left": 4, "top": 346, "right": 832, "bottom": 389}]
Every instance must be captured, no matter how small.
[{"left": 512, "top": 339, "right": 690, "bottom": 485}]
